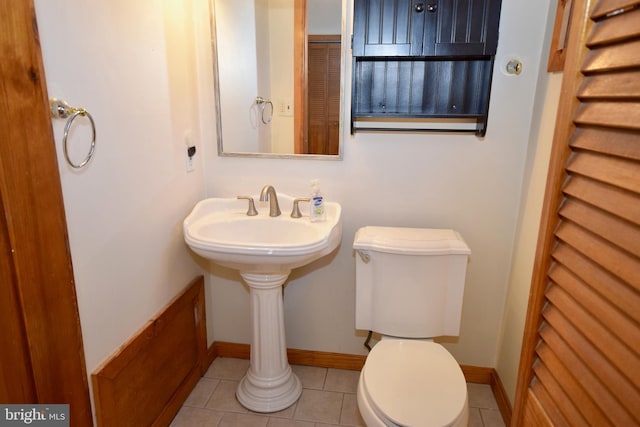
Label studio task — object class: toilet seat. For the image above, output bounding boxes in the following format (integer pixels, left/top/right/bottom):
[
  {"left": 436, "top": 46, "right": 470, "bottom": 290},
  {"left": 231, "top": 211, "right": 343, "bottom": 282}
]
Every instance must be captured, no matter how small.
[{"left": 359, "top": 340, "right": 468, "bottom": 427}]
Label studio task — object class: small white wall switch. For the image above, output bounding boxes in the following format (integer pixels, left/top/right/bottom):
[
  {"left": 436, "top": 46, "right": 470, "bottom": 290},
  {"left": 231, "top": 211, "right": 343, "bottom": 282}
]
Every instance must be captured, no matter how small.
[{"left": 278, "top": 99, "right": 293, "bottom": 117}]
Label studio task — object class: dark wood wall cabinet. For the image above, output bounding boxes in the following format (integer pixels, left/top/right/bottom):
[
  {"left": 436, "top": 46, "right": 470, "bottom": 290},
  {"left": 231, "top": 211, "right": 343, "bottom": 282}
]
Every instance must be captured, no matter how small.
[{"left": 351, "top": 0, "right": 502, "bottom": 136}]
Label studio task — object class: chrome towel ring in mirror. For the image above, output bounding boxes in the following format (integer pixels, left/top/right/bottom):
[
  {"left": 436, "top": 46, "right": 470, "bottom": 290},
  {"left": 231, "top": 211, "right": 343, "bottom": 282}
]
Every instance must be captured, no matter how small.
[
  {"left": 50, "top": 98, "right": 96, "bottom": 169},
  {"left": 255, "top": 96, "right": 273, "bottom": 125}
]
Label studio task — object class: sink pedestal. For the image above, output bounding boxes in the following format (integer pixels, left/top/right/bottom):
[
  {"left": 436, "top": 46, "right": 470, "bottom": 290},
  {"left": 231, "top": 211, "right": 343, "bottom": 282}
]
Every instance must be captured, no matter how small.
[
  {"left": 183, "top": 195, "right": 342, "bottom": 411},
  {"left": 236, "top": 272, "right": 302, "bottom": 412}
]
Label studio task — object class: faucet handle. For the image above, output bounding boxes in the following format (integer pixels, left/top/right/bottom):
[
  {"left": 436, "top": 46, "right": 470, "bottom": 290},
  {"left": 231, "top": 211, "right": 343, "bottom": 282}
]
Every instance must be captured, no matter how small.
[
  {"left": 291, "top": 198, "right": 310, "bottom": 218},
  {"left": 237, "top": 196, "right": 258, "bottom": 216}
]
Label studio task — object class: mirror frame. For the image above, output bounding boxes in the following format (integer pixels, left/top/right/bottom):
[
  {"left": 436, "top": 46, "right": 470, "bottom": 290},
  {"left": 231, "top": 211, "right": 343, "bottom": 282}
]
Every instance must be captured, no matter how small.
[{"left": 211, "top": 0, "right": 347, "bottom": 159}]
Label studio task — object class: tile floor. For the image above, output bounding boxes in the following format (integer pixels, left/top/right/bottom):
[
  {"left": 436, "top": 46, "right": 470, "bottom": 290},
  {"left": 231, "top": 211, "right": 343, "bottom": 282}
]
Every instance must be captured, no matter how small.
[{"left": 170, "top": 357, "right": 505, "bottom": 427}]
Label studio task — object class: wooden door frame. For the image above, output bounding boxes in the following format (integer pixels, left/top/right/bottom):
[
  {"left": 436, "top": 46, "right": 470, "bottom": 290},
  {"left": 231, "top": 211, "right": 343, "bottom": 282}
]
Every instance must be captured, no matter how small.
[
  {"left": 294, "top": 0, "right": 308, "bottom": 154},
  {"left": 0, "top": 1, "right": 92, "bottom": 424}
]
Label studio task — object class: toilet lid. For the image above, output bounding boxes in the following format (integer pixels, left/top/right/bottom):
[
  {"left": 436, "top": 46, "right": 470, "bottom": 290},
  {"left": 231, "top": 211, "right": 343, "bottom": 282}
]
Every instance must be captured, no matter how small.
[
  {"left": 353, "top": 227, "right": 471, "bottom": 255},
  {"left": 362, "top": 340, "right": 467, "bottom": 427}
]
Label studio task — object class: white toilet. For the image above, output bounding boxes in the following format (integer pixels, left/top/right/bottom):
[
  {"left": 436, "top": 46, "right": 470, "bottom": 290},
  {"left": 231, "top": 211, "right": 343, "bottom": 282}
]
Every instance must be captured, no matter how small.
[{"left": 353, "top": 226, "right": 472, "bottom": 427}]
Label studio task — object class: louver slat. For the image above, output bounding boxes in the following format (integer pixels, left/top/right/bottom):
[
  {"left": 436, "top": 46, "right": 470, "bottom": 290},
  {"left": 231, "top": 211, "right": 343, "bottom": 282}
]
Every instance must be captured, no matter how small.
[
  {"left": 577, "top": 71, "right": 640, "bottom": 99},
  {"left": 587, "top": 7, "right": 640, "bottom": 46},
  {"left": 582, "top": 39, "right": 640, "bottom": 73},
  {"left": 573, "top": 102, "right": 640, "bottom": 130},
  {"left": 570, "top": 128, "right": 640, "bottom": 160},
  {"left": 590, "top": 0, "right": 640, "bottom": 20}
]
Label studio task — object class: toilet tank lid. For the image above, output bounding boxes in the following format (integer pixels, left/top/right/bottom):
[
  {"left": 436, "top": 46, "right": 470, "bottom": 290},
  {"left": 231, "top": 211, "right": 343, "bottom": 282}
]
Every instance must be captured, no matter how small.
[{"left": 353, "top": 227, "right": 471, "bottom": 255}]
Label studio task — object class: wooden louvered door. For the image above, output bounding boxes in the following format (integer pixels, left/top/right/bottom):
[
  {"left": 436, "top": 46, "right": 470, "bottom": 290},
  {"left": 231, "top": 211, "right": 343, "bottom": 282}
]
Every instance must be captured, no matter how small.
[
  {"left": 307, "top": 36, "right": 341, "bottom": 155},
  {"left": 512, "top": 0, "right": 640, "bottom": 425}
]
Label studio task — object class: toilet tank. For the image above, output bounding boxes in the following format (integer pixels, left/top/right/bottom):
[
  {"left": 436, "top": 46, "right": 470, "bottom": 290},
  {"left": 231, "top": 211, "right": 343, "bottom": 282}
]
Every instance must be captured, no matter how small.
[{"left": 353, "top": 227, "right": 471, "bottom": 338}]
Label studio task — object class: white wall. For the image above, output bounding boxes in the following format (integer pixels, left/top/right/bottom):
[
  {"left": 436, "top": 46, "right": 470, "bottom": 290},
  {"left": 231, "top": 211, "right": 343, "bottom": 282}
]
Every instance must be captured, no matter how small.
[
  {"left": 196, "top": 0, "right": 557, "bottom": 367},
  {"left": 308, "top": 0, "right": 342, "bottom": 35},
  {"left": 495, "top": 72, "right": 561, "bottom": 402},
  {"left": 215, "top": 0, "right": 263, "bottom": 151},
  {"left": 495, "top": 1, "right": 564, "bottom": 401},
  {"left": 34, "top": 0, "right": 206, "bottom": 415},
  {"left": 255, "top": 0, "right": 274, "bottom": 151},
  {"left": 267, "top": 0, "right": 295, "bottom": 153}
]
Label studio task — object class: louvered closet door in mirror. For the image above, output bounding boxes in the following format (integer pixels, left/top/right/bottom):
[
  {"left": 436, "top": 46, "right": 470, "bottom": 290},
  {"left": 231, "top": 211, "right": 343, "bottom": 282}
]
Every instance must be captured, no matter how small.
[
  {"left": 307, "top": 36, "right": 341, "bottom": 155},
  {"left": 513, "top": 0, "right": 640, "bottom": 425}
]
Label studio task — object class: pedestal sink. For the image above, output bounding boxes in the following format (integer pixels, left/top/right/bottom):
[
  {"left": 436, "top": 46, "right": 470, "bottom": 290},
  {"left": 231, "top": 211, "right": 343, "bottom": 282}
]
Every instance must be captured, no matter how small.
[{"left": 183, "top": 193, "right": 342, "bottom": 412}]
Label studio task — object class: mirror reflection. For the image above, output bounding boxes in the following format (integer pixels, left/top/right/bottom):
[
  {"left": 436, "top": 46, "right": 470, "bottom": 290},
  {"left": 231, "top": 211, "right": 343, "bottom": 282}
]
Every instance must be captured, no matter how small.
[{"left": 213, "top": 0, "right": 344, "bottom": 157}]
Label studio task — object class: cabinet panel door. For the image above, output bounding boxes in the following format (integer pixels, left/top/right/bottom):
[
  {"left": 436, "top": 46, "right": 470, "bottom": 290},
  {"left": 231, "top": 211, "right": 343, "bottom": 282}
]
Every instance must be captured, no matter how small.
[
  {"left": 354, "top": 0, "right": 501, "bottom": 57},
  {"left": 353, "top": 0, "right": 425, "bottom": 56},
  {"left": 434, "top": 0, "right": 501, "bottom": 56}
]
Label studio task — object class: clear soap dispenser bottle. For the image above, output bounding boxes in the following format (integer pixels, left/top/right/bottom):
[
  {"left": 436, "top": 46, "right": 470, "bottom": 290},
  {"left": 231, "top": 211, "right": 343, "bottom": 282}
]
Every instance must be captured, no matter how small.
[{"left": 309, "top": 179, "right": 326, "bottom": 222}]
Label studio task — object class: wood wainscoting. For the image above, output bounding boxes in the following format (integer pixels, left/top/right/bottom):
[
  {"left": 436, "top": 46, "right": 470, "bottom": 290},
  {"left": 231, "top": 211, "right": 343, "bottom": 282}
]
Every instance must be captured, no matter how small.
[
  {"left": 209, "top": 341, "right": 512, "bottom": 424},
  {"left": 92, "top": 277, "right": 207, "bottom": 427}
]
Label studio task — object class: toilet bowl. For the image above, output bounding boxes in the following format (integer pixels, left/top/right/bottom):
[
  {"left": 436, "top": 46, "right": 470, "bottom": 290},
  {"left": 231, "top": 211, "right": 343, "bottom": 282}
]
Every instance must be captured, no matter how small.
[{"left": 357, "top": 339, "right": 469, "bottom": 427}]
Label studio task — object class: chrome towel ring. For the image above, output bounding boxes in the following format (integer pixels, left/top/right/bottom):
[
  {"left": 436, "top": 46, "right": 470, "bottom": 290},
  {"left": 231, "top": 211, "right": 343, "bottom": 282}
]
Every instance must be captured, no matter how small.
[
  {"left": 50, "top": 98, "right": 96, "bottom": 169},
  {"left": 255, "top": 96, "right": 273, "bottom": 124}
]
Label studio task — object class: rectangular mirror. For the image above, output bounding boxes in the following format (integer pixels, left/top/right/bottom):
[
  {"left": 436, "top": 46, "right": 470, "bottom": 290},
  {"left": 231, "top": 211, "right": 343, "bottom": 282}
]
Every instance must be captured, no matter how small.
[{"left": 212, "top": 0, "right": 346, "bottom": 159}]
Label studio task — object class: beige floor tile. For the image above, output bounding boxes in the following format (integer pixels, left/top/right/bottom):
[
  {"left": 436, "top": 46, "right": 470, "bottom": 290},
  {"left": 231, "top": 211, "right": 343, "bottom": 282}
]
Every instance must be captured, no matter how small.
[
  {"left": 205, "top": 357, "right": 250, "bottom": 380},
  {"left": 255, "top": 401, "right": 297, "bottom": 419},
  {"left": 173, "top": 358, "right": 509, "bottom": 427},
  {"left": 184, "top": 378, "right": 220, "bottom": 408},
  {"left": 169, "top": 406, "right": 223, "bottom": 427},
  {"left": 468, "top": 407, "right": 484, "bottom": 427},
  {"left": 291, "top": 365, "right": 327, "bottom": 390},
  {"left": 340, "top": 393, "right": 365, "bottom": 426},
  {"left": 266, "top": 418, "right": 314, "bottom": 427},
  {"left": 324, "top": 369, "right": 360, "bottom": 393},
  {"left": 293, "top": 389, "right": 343, "bottom": 424},
  {"left": 218, "top": 412, "right": 269, "bottom": 427},
  {"left": 206, "top": 380, "right": 248, "bottom": 413},
  {"left": 467, "top": 383, "right": 499, "bottom": 409},
  {"left": 480, "top": 408, "right": 506, "bottom": 427}
]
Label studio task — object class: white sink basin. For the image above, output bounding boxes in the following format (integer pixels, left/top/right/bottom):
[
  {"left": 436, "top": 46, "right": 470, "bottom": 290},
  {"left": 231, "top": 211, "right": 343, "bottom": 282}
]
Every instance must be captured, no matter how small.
[
  {"left": 183, "top": 194, "right": 342, "bottom": 273},
  {"left": 184, "top": 192, "right": 342, "bottom": 412}
]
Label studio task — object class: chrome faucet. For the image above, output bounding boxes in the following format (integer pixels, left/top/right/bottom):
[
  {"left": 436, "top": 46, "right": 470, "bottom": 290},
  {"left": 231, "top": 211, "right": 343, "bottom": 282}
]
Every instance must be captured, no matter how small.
[{"left": 259, "top": 185, "right": 281, "bottom": 217}]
